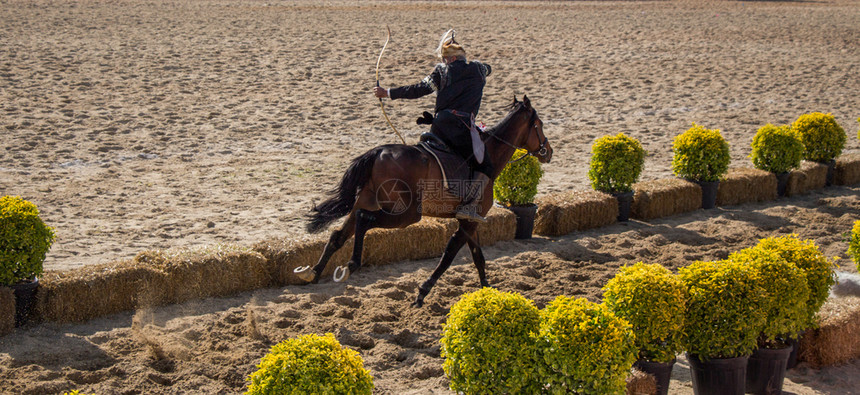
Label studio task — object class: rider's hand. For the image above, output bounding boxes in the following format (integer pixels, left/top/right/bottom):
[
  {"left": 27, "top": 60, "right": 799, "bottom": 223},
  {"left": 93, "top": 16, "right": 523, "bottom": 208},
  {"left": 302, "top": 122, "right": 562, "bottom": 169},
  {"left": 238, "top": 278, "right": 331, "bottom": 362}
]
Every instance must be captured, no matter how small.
[{"left": 373, "top": 86, "right": 389, "bottom": 98}]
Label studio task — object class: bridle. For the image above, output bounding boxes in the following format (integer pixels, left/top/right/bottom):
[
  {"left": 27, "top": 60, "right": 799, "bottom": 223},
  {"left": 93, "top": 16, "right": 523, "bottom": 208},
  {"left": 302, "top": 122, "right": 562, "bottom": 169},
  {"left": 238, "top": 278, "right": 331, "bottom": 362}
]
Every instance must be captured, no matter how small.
[{"left": 487, "top": 106, "right": 549, "bottom": 163}]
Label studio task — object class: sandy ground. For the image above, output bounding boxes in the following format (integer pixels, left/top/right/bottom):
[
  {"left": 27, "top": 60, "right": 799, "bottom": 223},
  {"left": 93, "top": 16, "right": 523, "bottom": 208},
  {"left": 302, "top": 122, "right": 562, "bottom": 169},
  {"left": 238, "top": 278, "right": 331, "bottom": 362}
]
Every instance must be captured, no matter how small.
[
  {"left": 1, "top": 0, "right": 858, "bottom": 272},
  {"left": 1, "top": 0, "right": 860, "bottom": 394},
  {"left": 0, "top": 185, "right": 858, "bottom": 394}
]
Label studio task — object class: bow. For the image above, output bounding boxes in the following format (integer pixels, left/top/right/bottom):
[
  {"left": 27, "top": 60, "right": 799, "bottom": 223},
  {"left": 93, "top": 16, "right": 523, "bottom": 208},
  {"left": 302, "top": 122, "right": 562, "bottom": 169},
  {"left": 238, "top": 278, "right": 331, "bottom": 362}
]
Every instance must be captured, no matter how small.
[{"left": 376, "top": 26, "right": 406, "bottom": 145}]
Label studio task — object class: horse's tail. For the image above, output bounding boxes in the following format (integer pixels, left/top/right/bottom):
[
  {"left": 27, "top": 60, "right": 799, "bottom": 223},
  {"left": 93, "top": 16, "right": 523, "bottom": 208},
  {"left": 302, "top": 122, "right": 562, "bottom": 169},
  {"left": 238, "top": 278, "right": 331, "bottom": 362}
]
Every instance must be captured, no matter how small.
[{"left": 306, "top": 148, "right": 379, "bottom": 234}]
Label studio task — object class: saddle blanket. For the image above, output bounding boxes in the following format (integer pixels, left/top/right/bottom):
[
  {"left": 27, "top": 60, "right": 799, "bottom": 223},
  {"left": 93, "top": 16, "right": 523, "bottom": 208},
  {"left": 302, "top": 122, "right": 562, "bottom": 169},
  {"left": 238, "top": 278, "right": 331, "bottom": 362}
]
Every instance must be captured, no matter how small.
[{"left": 416, "top": 135, "right": 479, "bottom": 202}]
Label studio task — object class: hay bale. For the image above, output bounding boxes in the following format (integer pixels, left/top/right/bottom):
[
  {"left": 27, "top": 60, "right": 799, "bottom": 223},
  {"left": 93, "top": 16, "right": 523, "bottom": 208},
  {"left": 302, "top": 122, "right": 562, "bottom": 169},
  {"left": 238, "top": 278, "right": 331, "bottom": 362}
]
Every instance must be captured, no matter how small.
[
  {"left": 253, "top": 235, "right": 339, "bottom": 285},
  {"left": 786, "top": 161, "right": 828, "bottom": 196},
  {"left": 631, "top": 178, "right": 701, "bottom": 221},
  {"left": 477, "top": 206, "right": 516, "bottom": 245},
  {"left": 135, "top": 245, "right": 272, "bottom": 305},
  {"left": 363, "top": 218, "right": 453, "bottom": 265},
  {"left": 0, "top": 287, "right": 14, "bottom": 336},
  {"left": 834, "top": 153, "right": 860, "bottom": 186},
  {"left": 626, "top": 367, "right": 658, "bottom": 395},
  {"left": 716, "top": 167, "right": 777, "bottom": 206},
  {"left": 35, "top": 260, "right": 162, "bottom": 323},
  {"left": 534, "top": 190, "right": 617, "bottom": 237},
  {"left": 798, "top": 296, "right": 860, "bottom": 368}
]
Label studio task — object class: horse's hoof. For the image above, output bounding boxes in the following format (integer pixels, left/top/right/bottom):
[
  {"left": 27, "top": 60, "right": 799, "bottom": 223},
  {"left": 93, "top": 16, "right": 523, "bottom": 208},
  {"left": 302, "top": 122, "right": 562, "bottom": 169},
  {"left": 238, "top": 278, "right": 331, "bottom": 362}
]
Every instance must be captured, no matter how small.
[
  {"left": 333, "top": 265, "right": 350, "bottom": 283},
  {"left": 411, "top": 299, "right": 424, "bottom": 308},
  {"left": 293, "top": 266, "right": 316, "bottom": 283}
]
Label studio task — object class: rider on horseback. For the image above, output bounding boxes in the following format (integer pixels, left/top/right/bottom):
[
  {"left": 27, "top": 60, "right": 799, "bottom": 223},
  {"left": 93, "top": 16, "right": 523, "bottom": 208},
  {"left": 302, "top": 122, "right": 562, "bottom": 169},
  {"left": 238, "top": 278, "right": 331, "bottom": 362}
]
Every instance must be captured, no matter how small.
[{"left": 373, "top": 29, "right": 492, "bottom": 223}]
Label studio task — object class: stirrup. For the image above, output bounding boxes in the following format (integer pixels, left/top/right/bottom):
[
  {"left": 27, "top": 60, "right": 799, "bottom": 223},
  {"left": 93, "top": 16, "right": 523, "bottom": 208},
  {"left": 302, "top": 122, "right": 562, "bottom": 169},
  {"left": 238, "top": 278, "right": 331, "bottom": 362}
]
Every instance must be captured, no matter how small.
[{"left": 456, "top": 207, "right": 487, "bottom": 223}]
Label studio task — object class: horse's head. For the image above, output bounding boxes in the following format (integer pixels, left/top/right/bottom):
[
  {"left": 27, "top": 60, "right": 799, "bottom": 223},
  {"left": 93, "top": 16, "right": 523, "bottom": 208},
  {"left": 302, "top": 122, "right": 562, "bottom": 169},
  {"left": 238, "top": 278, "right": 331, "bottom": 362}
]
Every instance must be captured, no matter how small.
[{"left": 515, "top": 95, "right": 553, "bottom": 164}]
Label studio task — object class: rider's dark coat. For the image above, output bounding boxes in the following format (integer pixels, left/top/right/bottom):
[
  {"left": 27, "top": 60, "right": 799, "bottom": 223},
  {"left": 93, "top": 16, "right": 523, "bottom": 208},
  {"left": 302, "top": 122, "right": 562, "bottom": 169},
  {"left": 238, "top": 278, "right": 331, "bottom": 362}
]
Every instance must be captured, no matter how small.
[{"left": 389, "top": 60, "right": 493, "bottom": 177}]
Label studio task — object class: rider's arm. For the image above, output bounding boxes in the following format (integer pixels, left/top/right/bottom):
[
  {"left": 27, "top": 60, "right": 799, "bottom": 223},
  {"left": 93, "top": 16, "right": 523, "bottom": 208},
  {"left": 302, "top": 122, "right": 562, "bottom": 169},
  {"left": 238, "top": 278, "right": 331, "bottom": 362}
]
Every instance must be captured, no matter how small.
[{"left": 388, "top": 65, "right": 443, "bottom": 100}]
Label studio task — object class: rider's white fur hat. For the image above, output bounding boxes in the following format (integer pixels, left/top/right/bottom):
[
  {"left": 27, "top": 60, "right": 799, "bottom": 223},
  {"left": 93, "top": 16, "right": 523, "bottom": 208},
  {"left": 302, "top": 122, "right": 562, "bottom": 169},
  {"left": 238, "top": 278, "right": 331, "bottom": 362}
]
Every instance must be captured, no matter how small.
[{"left": 436, "top": 29, "right": 466, "bottom": 59}]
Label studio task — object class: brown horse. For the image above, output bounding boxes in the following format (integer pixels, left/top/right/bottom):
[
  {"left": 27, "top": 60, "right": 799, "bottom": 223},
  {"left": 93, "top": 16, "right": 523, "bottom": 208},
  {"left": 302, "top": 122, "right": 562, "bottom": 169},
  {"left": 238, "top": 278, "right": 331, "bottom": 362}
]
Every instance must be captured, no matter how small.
[{"left": 298, "top": 95, "right": 552, "bottom": 307}]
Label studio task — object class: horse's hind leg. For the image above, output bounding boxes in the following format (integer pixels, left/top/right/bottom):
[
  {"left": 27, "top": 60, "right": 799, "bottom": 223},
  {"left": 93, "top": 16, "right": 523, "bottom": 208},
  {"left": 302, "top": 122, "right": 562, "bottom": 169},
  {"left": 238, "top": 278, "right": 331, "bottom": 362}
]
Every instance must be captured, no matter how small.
[
  {"left": 295, "top": 212, "right": 356, "bottom": 283},
  {"left": 332, "top": 208, "right": 376, "bottom": 283},
  {"left": 413, "top": 221, "right": 474, "bottom": 307}
]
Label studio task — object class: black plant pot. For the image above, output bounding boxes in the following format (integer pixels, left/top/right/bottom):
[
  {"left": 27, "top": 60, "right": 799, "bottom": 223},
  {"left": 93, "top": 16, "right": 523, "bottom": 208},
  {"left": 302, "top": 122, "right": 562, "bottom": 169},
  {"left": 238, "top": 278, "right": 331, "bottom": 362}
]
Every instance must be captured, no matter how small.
[
  {"left": 695, "top": 180, "right": 719, "bottom": 209},
  {"left": 824, "top": 159, "right": 836, "bottom": 186},
  {"left": 506, "top": 203, "right": 537, "bottom": 239},
  {"left": 613, "top": 191, "right": 635, "bottom": 222},
  {"left": 687, "top": 353, "right": 748, "bottom": 395},
  {"left": 786, "top": 332, "right": 804, "bottom": 370},
  {"left": 775, "top": 172, "right": 790, "bottom": 197},
  {"left": 11, "top": 278, "right": 39, "bottom": 327},
  {"left": 634, "top": 357, "right": 675, "bottom": 395},
  {"left": 746, "top": 345, "right": 792, "bottom": 395}
]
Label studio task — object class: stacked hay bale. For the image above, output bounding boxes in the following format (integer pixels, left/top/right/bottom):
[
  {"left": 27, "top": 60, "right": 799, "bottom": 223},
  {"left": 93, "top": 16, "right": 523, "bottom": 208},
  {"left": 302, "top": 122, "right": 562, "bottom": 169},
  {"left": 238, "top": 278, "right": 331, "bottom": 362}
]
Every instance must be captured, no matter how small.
[
  {"left": 631, "top": 178, "right": 701, "bottom": 221},
  {"left": 36, "top": 260, "right": 162, "bottom": 323},
  {"left": 716, "top": 167, "right": 777, "bottom": 206},
  {"left": 0, "top": 287, "right": 14, "bottom": 335},
  {"left": 477, "top": 206, "right": 516, "bottom": 245},
  {"left": 626, "top": 368, "right": 657, "bottom": 395},
  {"left": 533, "top": 190, "right": 617, "bottom": 237},
  {"left": 786, "top": 161, "right": 828, "bottom": 196},
  {"left": 363, "top": 218, "right": 455, "bottom": 265},
  {"left": 254, "top": 236, "right": 345, "bottom": 285},
  {"left": 834, "top": 153, "right": 860, "bottom": 186},
  {"left": 134, "top": 245, "right": 271, "bottom": 306},
  {"left": 798, "top": 296, "right": 860, "bottom": 367}
]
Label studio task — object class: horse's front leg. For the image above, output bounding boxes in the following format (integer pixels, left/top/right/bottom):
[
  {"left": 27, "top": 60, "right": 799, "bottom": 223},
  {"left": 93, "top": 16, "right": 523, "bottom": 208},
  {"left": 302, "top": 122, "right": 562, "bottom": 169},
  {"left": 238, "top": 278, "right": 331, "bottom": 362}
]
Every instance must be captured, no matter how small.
[
  {"left": 462, "top": 222, "right": 490, "bottom": 288},
  {"left": 294, "top": 213, "right": 356, "bottom": 283},
  {"left": 333, "top": 209, "right": 376, "bottom": 283},
  {"left": 413, "top": 224, "right": 470, "bottom": 307}
]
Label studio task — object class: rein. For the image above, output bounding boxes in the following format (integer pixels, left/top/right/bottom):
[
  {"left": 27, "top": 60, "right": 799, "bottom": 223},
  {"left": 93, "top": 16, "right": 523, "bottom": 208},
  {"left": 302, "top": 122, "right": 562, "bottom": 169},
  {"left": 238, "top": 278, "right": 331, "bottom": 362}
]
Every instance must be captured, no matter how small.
[{"left": 486, "top": 107, "right": 549, "bottom": 164}]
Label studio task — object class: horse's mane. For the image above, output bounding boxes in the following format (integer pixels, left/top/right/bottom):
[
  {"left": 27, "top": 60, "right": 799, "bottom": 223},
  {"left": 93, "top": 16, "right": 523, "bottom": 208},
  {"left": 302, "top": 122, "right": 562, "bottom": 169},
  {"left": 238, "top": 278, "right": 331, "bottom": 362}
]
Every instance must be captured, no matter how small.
[{"left": 484, "top": 101, "right": 527, "bottom": 137}]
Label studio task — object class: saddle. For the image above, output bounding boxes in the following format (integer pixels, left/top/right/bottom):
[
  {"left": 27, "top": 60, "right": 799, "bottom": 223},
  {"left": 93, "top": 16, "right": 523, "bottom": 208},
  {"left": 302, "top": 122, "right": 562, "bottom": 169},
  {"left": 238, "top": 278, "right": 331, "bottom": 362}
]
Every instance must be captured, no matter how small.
[{"left": 417, "top": 133, "right": 476, "bottom": 202}]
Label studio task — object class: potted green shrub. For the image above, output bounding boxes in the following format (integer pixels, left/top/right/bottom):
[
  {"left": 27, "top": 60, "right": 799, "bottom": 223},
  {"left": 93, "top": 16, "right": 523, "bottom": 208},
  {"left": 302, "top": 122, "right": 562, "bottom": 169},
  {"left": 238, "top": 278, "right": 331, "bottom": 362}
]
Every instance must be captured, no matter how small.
[
  {"left": 441, "top": 287, "right": 541, "bottom": 394},
  {"left": 602, "top": 262, "right": 685, "bottom": 395},
  {"left": 494, "top": 148, "right": 544, "bottom": 239},
  {"left": 679, "top": 259, "right": 766, "bottom": 395},
  {"left": 749, "top": 123, "right": 804, "bottom": 197},
  {"left": 792, "top": 112, "right": 846, "bottom": 186},
  {"left": 849, "top": 220, "right": 860, "bottom": 267},
  {"left": 536, "top": 296, "right": 637, "bottom": 395},
  {"left": 672, "top": 123, "right": 731, "bottom": 209},
  {"left": 1, "top": 195, "right": 55, "bottom": 326},
  {"left": 246, "top": 333, "right": 374, "bottom": 394},
  {"left": 727, "top": 246, "right": 810, "bottom": 395},
  {"left": 588, "top": 133, "right": 646, "bottom": 221}
]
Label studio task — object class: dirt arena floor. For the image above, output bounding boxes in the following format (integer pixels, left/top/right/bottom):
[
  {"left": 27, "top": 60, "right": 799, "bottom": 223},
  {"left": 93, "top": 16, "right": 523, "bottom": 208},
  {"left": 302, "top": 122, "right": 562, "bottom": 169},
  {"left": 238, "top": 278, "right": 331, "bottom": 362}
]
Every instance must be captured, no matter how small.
[{"left": 1, "top": 0, "right": 859, "bottom": 394}]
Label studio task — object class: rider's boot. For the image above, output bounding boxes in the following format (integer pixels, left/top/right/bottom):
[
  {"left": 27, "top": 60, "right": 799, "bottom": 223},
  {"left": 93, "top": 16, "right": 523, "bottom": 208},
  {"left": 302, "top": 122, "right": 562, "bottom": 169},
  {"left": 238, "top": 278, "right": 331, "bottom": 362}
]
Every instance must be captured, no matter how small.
[{"left": 456, "top": 172, "right": 489, "bottom": 223}]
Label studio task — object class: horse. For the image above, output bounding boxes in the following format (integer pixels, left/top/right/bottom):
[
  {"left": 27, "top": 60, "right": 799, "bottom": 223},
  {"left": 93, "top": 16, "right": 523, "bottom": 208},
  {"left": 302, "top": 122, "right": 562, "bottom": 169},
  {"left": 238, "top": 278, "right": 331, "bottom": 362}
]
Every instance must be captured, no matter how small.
[{"left": 298, "top": 95, "right": 553, "bottom": 307}]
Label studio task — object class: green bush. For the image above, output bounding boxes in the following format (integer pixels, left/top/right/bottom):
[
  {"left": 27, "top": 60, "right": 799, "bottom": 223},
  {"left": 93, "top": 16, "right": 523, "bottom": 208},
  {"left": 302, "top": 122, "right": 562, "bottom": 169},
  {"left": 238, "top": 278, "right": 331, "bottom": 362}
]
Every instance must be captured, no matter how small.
[
  {"left": 602, "top": 262, "right": 686, "bottom": 363},
  {"left": 792, "top": 112, "right": 846, "bottom": 163},
  {"left": 728, "top": 246, "right": 810, "bottom": 347},
  {"left": 493, "top": 148, "right": 544, "bottom": 206},
  {"left": 0, "top": 196, "right": 55, "bottom": 286},
  {"left": 849, "top": 220, "right": 860, "bottom": 267},
  {"left": 246, "top": 333, "right": 373, "bottom": 395},
  {"left": 535, "top": 296, "right": 637, "bottom": 395},
  {"left": 671, "top": 123, "right": 731, "bottom": 182},
  {"left": 441, "top": 287, "right": 541, "bottom": 394},
  {"left": 749, "top": 123, "right": 804, "bottom": 174},
  {"left": 588, "top": 133, "right": 646, "bottom": 194},
  {"left": 679, "top": 259, "right": 766, "bottom": 360},
  {"left": 754, "top": 235, "right": 837, "bottom": 328}
]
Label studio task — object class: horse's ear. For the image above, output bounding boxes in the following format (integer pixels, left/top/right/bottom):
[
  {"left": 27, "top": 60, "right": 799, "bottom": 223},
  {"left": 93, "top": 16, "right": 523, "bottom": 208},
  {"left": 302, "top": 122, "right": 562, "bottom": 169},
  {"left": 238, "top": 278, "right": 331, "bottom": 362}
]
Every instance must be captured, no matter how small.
[
  {"left": 523, "top": 94, "right": 531, "bottom": 108},
  {"left": 512, "top": 94, "right": 519, "bottom": 105}
]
